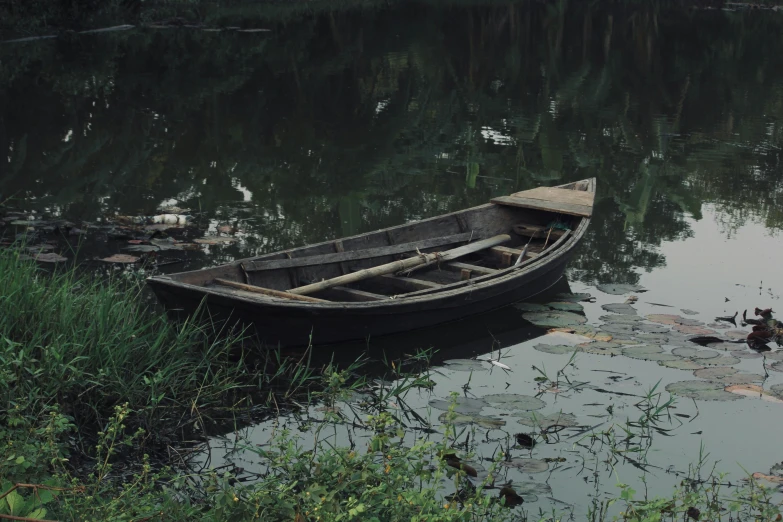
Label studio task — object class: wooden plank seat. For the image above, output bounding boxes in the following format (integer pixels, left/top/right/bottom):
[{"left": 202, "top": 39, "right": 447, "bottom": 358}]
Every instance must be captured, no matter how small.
[
  {"left": 491, "top": 186, "right": 594, "bottom": 217},
  {"left": 489, "top": 246, "right": 539, "bottom": 267}
]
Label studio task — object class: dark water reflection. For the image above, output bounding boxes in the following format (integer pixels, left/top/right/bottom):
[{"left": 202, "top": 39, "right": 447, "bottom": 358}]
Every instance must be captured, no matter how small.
[{"left": 1, "top": 2, "right": 782, "bottom": 286}]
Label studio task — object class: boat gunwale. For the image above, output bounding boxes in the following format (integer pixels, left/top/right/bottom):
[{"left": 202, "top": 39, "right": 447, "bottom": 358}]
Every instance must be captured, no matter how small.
[{"left": 148, "top": 178, "right": 595, "bottom": 309}]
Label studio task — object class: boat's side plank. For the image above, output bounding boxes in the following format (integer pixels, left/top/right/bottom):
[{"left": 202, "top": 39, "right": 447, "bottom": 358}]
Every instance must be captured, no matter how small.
[
  {"left": 245, "top": 233, "right": 473, "bottom": 272},
  {"left": 320, "top": 286, "right": 389, "bottom": 302},
  {"left": 491, "top": 195, "right": 592, "bottom": 217},
  {"left": 212, "top": 279, "right": 328, "bottom": 302}
]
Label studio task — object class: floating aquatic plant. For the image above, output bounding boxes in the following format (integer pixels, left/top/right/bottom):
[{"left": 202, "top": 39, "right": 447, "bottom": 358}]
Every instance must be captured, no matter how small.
[
  {"left": 724, "top": 330, "right": 749, "bottom": 340},
  {"left": 483, "top": 394, "right": 546, "bottom": 412},
  {"left": 671, "top": 347, "right": 720, "bottom": 360},
  {"left": 672, "top": 324, "right": 716, "bottom": 335},
  {"left": 514, "top": 303, "right": 551, "bottom": 312},
  {"left": 600, "top": 323, "right": 636, "bottom": 335},
  {"left": 659, "top": 359, "right": 704, "bottom": 370},
  {"left": 646, "top": 314, "right": 684, "bottom": 325},
  {"left": 428, "top": 397, "right": 487, "bottom": 414},
  {"left": 600, "top": 314, "right": 644, "bottom": 324},
  {"left": 521, "top": 311, "right": 587, "bottom": 328},
  {"left": 665, "top": 380, "right": 742, "bottom": 401},
  {"left": 533, "top": 344, "right": 577, "bottom": 355},
  {"left": 602, "top": 303, "right": 637, "bottom": 315},
  {"left": 515, "top": 411, "right": 578, "bottom": 429},
  {"left": 730, "top": 350, "right": 763, "bottom": 359},
  {"left": 579, "top": 341, "right": 625, "bottom": 356},
  {"left": 634, "top": 323, "right": 670, "bottom": 334},
  {"left": 764, "top": 352, "right": 783, "bottom": 361},
  {"left": 698, "top": 355, "right": 741, "bottom": 366},
  {"left": 546, "top": 302, "right": 584, "bottom": 312},
  {"left": 636, "top": 333, "right": 670, "bottom": 343},
  {"left": 596, "top": 284, "right": 647, "bottom": 295},
  {"left": 553, "top": 292, "right": 594, "bottom": 303},
  {"left": 438, "top": 412, "right": 506, "bottom": 429}
]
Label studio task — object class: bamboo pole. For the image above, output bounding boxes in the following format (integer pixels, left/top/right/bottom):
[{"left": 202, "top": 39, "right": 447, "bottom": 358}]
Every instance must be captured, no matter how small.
[
  {"left": 213, "top": 279, "right": 328, "bottom": 303},
  {"left": 288, "top": 234, "right": 511, "bottom": 296}
]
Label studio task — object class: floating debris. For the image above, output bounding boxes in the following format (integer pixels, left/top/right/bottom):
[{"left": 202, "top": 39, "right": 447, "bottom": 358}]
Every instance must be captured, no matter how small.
[
  {"left": 194, "top": 236, "right": 238, "bottom": 245},
  {"left": 665, "top": 380, "right": 742, "bottom": 401},
  {"left": 33, "top": 252, "right": 67, "bottom": 263},
  {"left": 521, "top": 311, "right": 587, "bottom": 328},
  {"left": 501, "top": 458, "right": 549, "bottom": 473},
  {"left": 428, "top": 397, "right": 486, "bottom": 415},
  {"left": 596, "top": 284, "right": 647, "bottom": 295},
  {"left": 498, "top": 486, "right": 525, "bottom": 507},
  {"left": 680, "top": 309, "right": 699, "bottom": 315},
  {"left": 515, "top": 411, "right": 578, "bottom": 429},
  {"left": 515, "top": 433, "right": 535, "bottom": 448},
  {"left": 483, "top": 394, "right": 546, "bottom": 412},
  {"left": 442, "top": 359, "right": 487, "bottom": 372}
]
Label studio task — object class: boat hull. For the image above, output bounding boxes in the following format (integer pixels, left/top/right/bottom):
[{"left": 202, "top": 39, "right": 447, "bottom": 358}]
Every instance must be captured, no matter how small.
[{"left": 148, "top": 246, "right": 574, "bottom": 345}]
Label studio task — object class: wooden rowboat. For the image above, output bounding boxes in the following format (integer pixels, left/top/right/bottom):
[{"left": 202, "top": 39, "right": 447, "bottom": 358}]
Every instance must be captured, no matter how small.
[{"left": 147, "top": 178, "right": 596, "bottom": 345}]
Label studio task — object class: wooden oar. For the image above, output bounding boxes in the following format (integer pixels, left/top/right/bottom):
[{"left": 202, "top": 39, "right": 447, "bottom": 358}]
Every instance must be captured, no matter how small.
[
  {"left": 213, "top": 279, "right": 328, "bottom": 303},
  {"left": 287, "top": 234, "right": 511, "bottom": 296}
]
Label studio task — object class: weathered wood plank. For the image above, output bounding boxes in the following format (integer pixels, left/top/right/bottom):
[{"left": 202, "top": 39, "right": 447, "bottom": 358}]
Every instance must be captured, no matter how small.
[
  {"left": 246, "top": 233, "right": 474, "bottom": 272},
  {"left": 510, "top": 186, "right": 595, "bottom": 206},
  {"left": 442, "top": 262, "right": 498, "bottom": 276},
  {"left": 512, "top": 223, "right": 567, "bottom": 239},
  {"left": 380, "top": 274, "right": 443, "bottom": 292},
  {"left": 288, "top": 235, "right": 510, "bottom": 295},
  {"left": 491, "top": 195, "right": 592, "bottom": 217},
  {"left": 488, "top": 246, "right": 539, "bottom": 266},
  {"left": 322, "top": 286, "right": 388, "bottom": 302},
  {"left": 213, "top": 279, "right": 327, "bottom": 302}
]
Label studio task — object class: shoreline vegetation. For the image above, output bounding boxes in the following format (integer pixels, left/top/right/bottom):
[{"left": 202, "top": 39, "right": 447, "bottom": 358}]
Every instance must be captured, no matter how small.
[{"left": 0, "top": 249, "right": 781, "bottom": 520}]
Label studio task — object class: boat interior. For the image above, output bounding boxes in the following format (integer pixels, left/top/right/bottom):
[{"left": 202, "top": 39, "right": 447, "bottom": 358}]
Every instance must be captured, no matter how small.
[{"left": 164, "top": 180, "right": 595, "bottom": 304}]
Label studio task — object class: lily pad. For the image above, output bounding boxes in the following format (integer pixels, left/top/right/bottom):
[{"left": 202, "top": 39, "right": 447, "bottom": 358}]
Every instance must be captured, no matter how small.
[
  {"left": 124, "top": 245, "right": 161, "bottom": 252},
  {"left": 726, "top": 384, "right": 783, "bottom": 403},
  {"left": 646, "top": 314, "right": 682, "bottom": 325},
  {"left": 600, "top": 314, "right": 644, "bottom": 324},
  {"left": 602, "top": 303, "right": 637, "bottom": 315},
  {"left": 680, "top": 309, "right": 699, "bottom": 315},
  {"left": 763, "top": 352, "right": 783, "bottom": 361},
  {"left": 698, "top": 355, "right": 741, "bottom": 367},
  {"left": 596, "top": 284, "right": 647, "bottom": 295},
  {"left": 770, "top": 384, "right": 783, "bottom": 398},
  {"left": 635, "top": 324, "right": 670, "bottom": 334},
  {"left": 501, "top": 458, "right": 549, "bottom": 473},
  {"left": 428, "top": 397, "right": 487, "bottom": 415},
  {"left": 671, "top": 347, "right": 720, "bottom": 360},
  {"left": 672, "top": 324, "right": 716, "bottom": 336},
  {"left": 522, "top": 311, "right": 587, "bottom": 328},
  {"left": 546, "top": 302, "right": 584, "bottom": 312},
  {"left": 549, "top": 326, "right": 612, "bottom": 342},
  {"left": 34, "top": 252, "right": 67, "bottom": 263},
  {"left": 553, "top": 292, "right": 594, "bottom": 303},
  {"left": 693, "top": 367, "right": 738, "bottom": 381},
  {"left": 579, "top": 341, "right": 625, "bottom": 356},
  {"left": 101, "top": 254, "right": 140, "bottom": 264},
  {"left": 194, "top": 236, "right": 238, "bottom": 245},
  {"left": 768, "top": 361, "right": 783, "bottom": 373},
  {"left": 600, "top": 323, "right": 636, "bottom": 335},
  {"left": 665, "top": 380, "right": 742, "bottom": 401},
  {"left": 517, "top": 481, "right": 552, "bottom": 495},
  {"left": 730, "top": 350, "right": 763, "bottom": 359},
  {"left": 534, "top": 344, "right": 577, "bottom": 355},
  {"left": 442, "top": 359, "right": 487, "bottom": 372},
  {"left": 707, "top": 342, "right": 739, "bottom": 352},
  {"left": 513, "top": 303, "right": 551, "bottom": 312},
  {"left": 515, "top": 411, "right": 578, "bottom": 429},
  {"left": 659, "top": 359, "right": 704, "bottom": 370},
  {"left": 483, "top": 394, "right": 546, "bottom": 412},
  {"left": 724, "top": 330, "right": 749, "bottom": 341},
  {"left": 438, "top": 412, "right": 506, "bottom": 429},
  {"left": 636, "top": 333, "right": 670, "bottom": 343},
  {"left": 623, "top": 345, "right": 680, "bottom": 361}
]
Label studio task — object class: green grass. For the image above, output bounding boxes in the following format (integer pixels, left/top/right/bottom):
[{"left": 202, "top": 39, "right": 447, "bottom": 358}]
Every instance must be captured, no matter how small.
[{"left": 0, "top": 248, "right": 251, "bottom": 443}]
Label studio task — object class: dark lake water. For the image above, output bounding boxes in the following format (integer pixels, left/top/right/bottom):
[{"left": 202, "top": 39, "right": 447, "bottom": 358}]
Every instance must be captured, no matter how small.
[{"left": 2, "top": 1, "right": 783, "bottom": 516}]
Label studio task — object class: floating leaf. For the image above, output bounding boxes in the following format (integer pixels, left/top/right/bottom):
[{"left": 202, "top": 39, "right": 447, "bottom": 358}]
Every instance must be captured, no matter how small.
[
  {"left": 600, "top": 323, "right": 636, "bottom": 335},
  {"left": 730, "top": 350, "right": 763, "bottom": 359},
  {"left": 672, "top": 324, "right": 716, "bottom": 336},
  {"left": 693, "top": 367, "right": 738, "bottom": 381},
  {"left": 707, "top": 342, "right": 739, "bottom": 352},
  {"left": 770, "top": 384, "right": 783, "bottom": 398},
  {"left": 600, "top": 314, "right": 643, "bottom": 324},
  {"left": 438, "top": 412, "right": 506, "bottom": 429},
  {"left": 724, "top": 330, "right": 749, "bottom": 341},
  {"left": 634, "top": 324, "right": 670, "bottom": 334},
  {"left": 596, "top": 284, "right": 647, "bottom": 295},
  {"left": 513, "top": 303, "right": 551, "bottom": 312},
  {"left": 680, "top": 309, "right": 699, "bottom": 315},
  {"left": 501, "top": 458, "right": 549, "bottom": 473},
  {"left": 521, "top": 311, "right": 587, "bottom": 328},
  {"left": 601, "top": 303, "right": 637, "bottom": 315},
  {"left": 546, "top": 302, "right": 584, "bottom": 312},
  {"left": 194, "top": 236, "right": 238, "bottom": 245},
  {"left": 101, "top": 254, "right": 140, "bottom": 264},
  {"left": 727, "top": 385, "right": 783, "bottom": 403},
  {"left": 636, "top": 333, "right": 670, "bottom": 343},
  {"left": 34, "top": 252, "right": 67, "bottom": 263},
  {"left": 623, "top": 345, "right": 680, "bottom": 361},
  {"left": 534, "top": 344, "right": 577, "bottom": 355},
  {"left": 515, "top": 411, "right": 578, "bottom": 429},
  {"left": 25, "top": 244, "right": 54, "bottom": 254},
  {"left": 698, "top": 355, "right": 741, "bottom": 367},
  {"left": 646, "top": 314, "right": 682, "bottom": 325},
  {"left": 763, "top": 352, "right": 783, "bottom": 361},
  {"left": 579, "top": 341, "right": 625, "bottom": 356},
  {"left": 442, "top": 359, "right": 487, "bottom": 372},
  {"left": 483, "top": 394, "right": 546, "bottom": 412},
  {"left": 517, "top": 481, "right": 552, "bottom": 495},
  {"left": 124, "top": 245, "right": 160, "bottom": 252},
  {"left": 428, "top": 397, "right": 487, "bottom": 415},
  {"left": 665, "top": 380, "right": 742, "bottom": 401},
  {"left": 671, "top": 347, "right": 720, "bottom": 360},
  {"left": 769, "top": 361, "right": 783, "bottom": 373},
  {"left": 659, "top": 359, "right": 704, "bottom": 370},
  {"left": 752, "top": 472, "right": 783, "bottom": 483}
]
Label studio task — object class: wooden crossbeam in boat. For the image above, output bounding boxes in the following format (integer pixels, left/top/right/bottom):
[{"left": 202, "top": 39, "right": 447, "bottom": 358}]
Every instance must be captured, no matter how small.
[
  {"left": 489, "top": 246, "right": 539, "bottom": 267},
  {"left": 441, "top": 262, "right": 498, "bottom": 276},
  {"left": 322, "top": 286, "right": 388, "bottom": 302},
  {"left": 379, "top": 274, "right": 442, "bottom": 292},
  {"left": 245, "top": 233, "right": 473, "bottom": 272}
]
